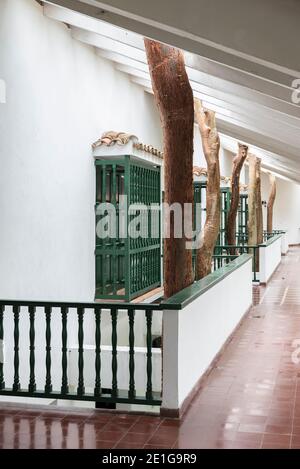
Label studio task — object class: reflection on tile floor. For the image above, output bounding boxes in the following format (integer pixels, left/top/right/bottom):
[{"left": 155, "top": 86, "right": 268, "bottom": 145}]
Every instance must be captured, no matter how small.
[{"left": 1, "top": 248, "right": 300, "bottom": 449}]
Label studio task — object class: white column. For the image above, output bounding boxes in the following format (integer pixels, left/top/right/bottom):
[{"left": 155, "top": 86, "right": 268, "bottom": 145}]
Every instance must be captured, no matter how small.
[{"left": 161, "top": 309, "right": 180, "bottom": 411}]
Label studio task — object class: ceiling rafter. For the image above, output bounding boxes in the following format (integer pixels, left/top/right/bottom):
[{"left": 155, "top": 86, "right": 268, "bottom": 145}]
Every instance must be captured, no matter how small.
[{"left": 43, "top": 1, "right": 300, "bottom": 183}]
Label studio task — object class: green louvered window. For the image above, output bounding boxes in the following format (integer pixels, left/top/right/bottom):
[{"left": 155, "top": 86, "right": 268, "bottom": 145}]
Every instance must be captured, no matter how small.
[{"left": 95, "top": 156, "right": 161, "bottom": 301}]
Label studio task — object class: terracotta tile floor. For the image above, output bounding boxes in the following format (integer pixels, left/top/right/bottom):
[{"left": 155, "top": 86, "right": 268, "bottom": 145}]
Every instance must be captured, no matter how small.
[{"left": 1, "top": 247, "right": 300, "bottom": 449}]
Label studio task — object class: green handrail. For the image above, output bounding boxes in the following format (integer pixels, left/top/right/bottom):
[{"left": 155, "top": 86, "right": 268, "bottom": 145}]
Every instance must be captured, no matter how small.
[{"left": 0, "top": 300, "right": 162, "bottom": 407}]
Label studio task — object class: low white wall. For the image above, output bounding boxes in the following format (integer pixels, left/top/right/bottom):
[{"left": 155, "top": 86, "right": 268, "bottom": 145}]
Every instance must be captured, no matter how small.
[
  {"left": 261, "top": 173, "right": 300, "bottom": 246},
  {"left": 281, "top": 232, "right": 289, "bottom": 255},
  {"left": 162, "top": 256, "right": 252, "bottom": 412},
  {"left": 259, "top": 236, "right": 282, "bottom": 284}
]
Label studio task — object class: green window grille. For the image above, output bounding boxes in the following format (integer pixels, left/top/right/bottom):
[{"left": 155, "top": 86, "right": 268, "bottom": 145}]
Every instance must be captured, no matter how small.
[
  {"left": 193, "top": 182, "right": 206, "bottom": 233},
  {"left": 95, "top": 156, "right": 161, "bottom": 301},
  {"left": 237, "top": 193, "right": 248, "bottom": 244},
  {"left": 218, "top": 187, "right": 231, "bottom": 247},
  {"left": 193, "top": 183, "right": 248, "bottom": 246},
  {"left": 193, "top": 182, "right": 230, "bottom": 252}
]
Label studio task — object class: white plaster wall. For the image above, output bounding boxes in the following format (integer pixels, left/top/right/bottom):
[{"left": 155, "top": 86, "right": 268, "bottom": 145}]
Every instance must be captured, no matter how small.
[
  {"left": 194, "top": 127, "right": 233, "bottom": 179},
  {"left": 0, "top": 1, "right": 165, "bottom": 400},
  {"left": 162, "top": 257, "right": 253, "bottom": 410},
  {"left": 0, "top": 0, "right": 162, "bottom": 302},
  {"left": 68, "top": 345, "right": 162, "bottom": 395},
  {"left": 281, "top": 232, "right": 289, "bottom": 255},
  {"left": 259, "top": 236, "right": 282, "bottom": 284},
  {"left": 0, "top": 0, "right": 241, "bottom": 303},
  {"left": 261, "top": 172, "right": 300, "bottom": 245}
]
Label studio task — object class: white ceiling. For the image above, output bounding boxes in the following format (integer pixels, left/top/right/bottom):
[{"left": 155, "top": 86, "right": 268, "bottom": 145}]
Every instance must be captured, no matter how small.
[{"left": 43, "top": 1, "right": 300, "bottom": 183}]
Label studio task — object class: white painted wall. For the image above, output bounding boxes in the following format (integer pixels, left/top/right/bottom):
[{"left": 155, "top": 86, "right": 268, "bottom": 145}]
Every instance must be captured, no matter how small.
[
  {"left": 0, "top": 0, "right": 242, "bottom": 303},
  {"left": 162, "top": 256, "right": 253, "bottom": 411},
  {"left": 261, "top": 172, "right": 300, "bottom": 245},
  {"left": 194, "top": 128, "right": 233, "bottom": 178},
  {"left": 0, "top": 0, "right": 162, "bottom": 302},
  {"left": 68, "top": 345, "right": 161, "bottom": 395},
  {"left": 259, "top": 236, "right": 282, "bottom": 284},
  {"left": 281, "top": 232, "right": 289, "bottom": 255}
]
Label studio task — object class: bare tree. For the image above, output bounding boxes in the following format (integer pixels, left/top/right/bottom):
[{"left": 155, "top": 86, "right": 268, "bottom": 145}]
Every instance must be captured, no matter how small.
[
  {"left": 255, "top": 157, "right": 263, "bottom": 271},
  {"left": 144, "top": 39, "right": 194, "bottom": 298},
  {"left": 256, "top": 158, "right": 263, "bottom": 245},
  {"left": 226, "top": 143, "right": 248, "bottom": 250},
  {"left": 194, "top": 99, "right": 220, "bottom": 279},
  {"left": 247, "top": 154, "right": 258, "bottom": 247},
  {"left": 267, "top": 174, "right": 276, "bottom": 233}
]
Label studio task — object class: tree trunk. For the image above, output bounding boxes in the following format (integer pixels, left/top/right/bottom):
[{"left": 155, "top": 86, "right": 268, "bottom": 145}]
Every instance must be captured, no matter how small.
[
  {"left": 248, "top": 154, "right": 258, "bottom": 247},
  {"left": 255, "top": 157, "right": 263, "bottom": 271},
  {"left": 226, "top": 143, "right": 248, "bottom": 250},
  {"left": 267, "top": 174, "right": 276, "bottom": 233},
  {"left": 194, "top": 99, "right": 220, "bottom": 280},
  {"left": 144, "top": 39, "right": 194, "bottom": 298},
  {"left": 256, "top": 158, "right": 263, "bottom": 245}
]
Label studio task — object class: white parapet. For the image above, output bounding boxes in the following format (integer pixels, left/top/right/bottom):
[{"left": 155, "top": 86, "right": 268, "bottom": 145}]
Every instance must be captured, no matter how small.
[
  {"left": 161, "top": 255, "right": 253, "bottom": 414},
  {"left": 281, "top": 232, "right": 289, "bottom": 255},
  {"left": 259, "top": 235, "right": 282, "bottom": 284}
]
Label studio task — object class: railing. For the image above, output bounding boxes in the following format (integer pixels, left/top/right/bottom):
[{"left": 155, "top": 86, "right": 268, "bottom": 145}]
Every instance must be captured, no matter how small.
[
  {"left": 235, "top": 230, "right": 285, "bottom": 245},
  {"left": 0, "top": 300, "right": 162, "bottom": 406},
  {"left": 191, "top": 252, "right": 239, "bottom": 274},
  {"left": 214, "top": 245, "right": 260, "bottom": 282},
  {"left": 212, "top": 254, "right": 238, "bottom": 271},
  {"left": 235, "top": 232, "right": 248, "bottom": 246},
  {"left": 263, "top": 230, "right": 286, "bottom": 242},
  {"left": 215, "top": 232, "right": 284, "bottom": 282},
  {"left": 190, "top": 231, "right": 284, "bottom": 282}
]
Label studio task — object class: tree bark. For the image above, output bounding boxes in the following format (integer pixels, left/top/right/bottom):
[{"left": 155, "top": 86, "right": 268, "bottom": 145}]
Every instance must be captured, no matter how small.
[
  {"left": 255, "top": 157, "right": 263, "bottom": 271},
  {"left": 226, "top": 143, "right": 248, "bottom": 250},
  {"left": 256, "top": 158, "right": 263, "bottom": 245},
  {"left": 144, "top": 39, "right": 194, "bottom": 298},
  {"left": 194, "top": 99, "right": 220, "bottom": 280},
  {"left": 267, "top": 174, "right": 276, "bottom": 233},
  {"left": 247, "top": 154, "right": 258, "bottom": 247}
]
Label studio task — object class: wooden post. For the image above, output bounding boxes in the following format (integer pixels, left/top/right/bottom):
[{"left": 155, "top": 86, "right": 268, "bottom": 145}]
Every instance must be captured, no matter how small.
[
  {"left": 267, "top": 174, "right": 276, "bottom": 233},
  {"left": 226, "top": 143, "right": 248, "bottom": 250},
  {"left": 194, "top": 99, "right": 220, "bottom": 279},
  {"left": 144, "top": 39, "right": 194, "bottom": 298}
]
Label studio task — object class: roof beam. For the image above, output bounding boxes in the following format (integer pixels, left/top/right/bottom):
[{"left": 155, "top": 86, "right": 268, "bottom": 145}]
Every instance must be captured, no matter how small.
[
  {"left": 112, "top": 61, "right": 300, "bottom": 148},
  {"left": 45, "top": 3, "right": 300, "bottom": 118},
  {"left": 44, "top": 1, "right": 300, "bottom": 78},
  {"left": 43, "top": 1, "right": 300, "bottom": 183}
]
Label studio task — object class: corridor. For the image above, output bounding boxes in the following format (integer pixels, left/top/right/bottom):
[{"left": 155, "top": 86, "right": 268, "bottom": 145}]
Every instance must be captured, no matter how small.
[{"left": 1, "top": 247, "right": 300, "bottom": 449}]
